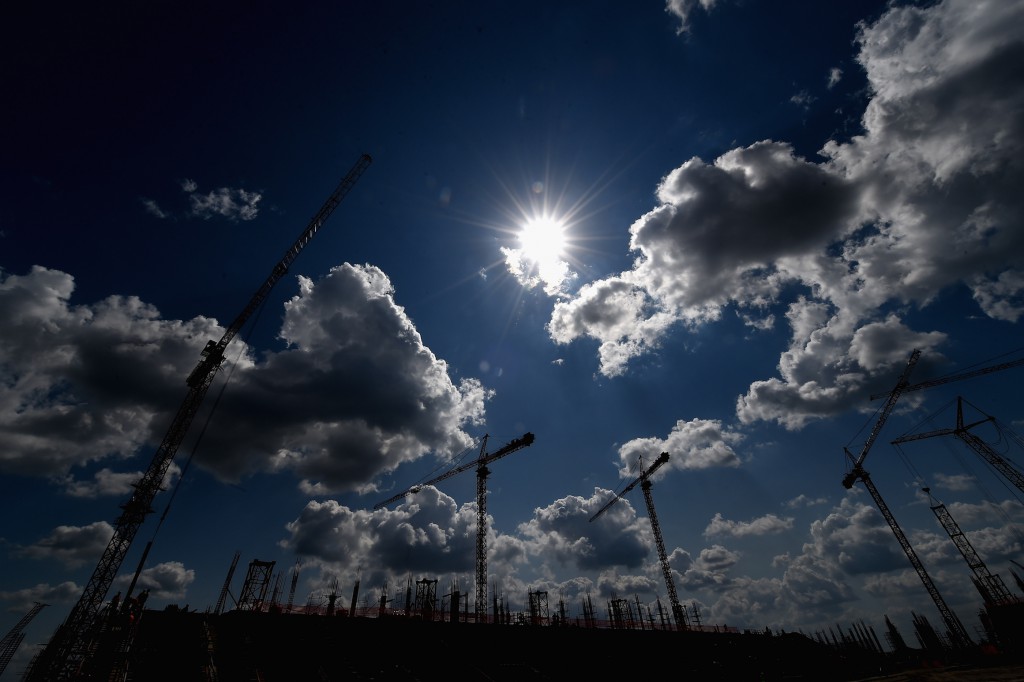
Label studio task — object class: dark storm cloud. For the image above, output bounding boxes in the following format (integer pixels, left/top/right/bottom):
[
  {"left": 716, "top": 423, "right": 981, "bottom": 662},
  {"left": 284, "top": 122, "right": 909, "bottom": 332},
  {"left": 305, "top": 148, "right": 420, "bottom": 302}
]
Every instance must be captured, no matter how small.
[
  {"left": 282, "top": 490, "right": 478, "bottom": 578},
  {"left": 0, "top": 267, "right": 219, "bottom": 476},
  {"left": 0, "top": 263, "right": 488, "bottom": 494},
  {"left": 0, "top": 582, "right": 81, "bottom": 612},
  {"left": 197, "top": 264, "right": 489, "bottom": 493},
  {"left": 14, "top": 522, "right": 114, "bottom": 568}
]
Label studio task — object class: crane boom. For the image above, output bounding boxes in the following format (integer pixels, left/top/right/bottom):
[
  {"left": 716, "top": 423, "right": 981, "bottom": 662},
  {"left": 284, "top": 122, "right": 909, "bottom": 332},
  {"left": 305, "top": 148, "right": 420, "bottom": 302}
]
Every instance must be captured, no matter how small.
[
  {"left": 842, "top": 349, "right": 920, "bottom": 489},
  {"left": 892, "top": 397, "right": 1024, "bottom": 495},
  {"left": 589, "top": 452, "right": 669, "bottom": 522},
  {"left": 372, "top": 432, "right": 535, "bottom": 623},
  {"left": 856, "top": 471, "right": 973, "bottom": 648},
  {"left": 869, "top": 354, "right": 1024, "bottom": 401},
  {"left": 28, "top": 153, "right": 372, "bottom": 681},
  {"left": 590, "top": 453, "right": 686, "bottom": 629},
  {"left": 372, "top": 433, "right": 535, "bottom": 510}
]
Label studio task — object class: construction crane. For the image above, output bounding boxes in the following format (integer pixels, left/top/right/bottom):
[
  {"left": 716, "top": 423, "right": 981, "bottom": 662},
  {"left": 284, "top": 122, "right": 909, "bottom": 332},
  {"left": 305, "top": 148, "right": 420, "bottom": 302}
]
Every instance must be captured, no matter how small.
[
  {"left": 842, "top": 349, "right": 974, "bottom": 649},
  {"left": 892, "top": 396, "right": 1024, "bottom": 495},
  {"left": 869, "top": 352, "right": 1024, "bottom": 401},
  {"left": 28, "top": 153, "right": 372, "bottom": 681},
  {"left": 0, "top": 602, "right": 46, "bottom": 678},
  {"left": 374, "top": 432, "right": 535, "bottom": 623},
  {"left": 589, "top": 452, "right": 687, "bottom": 630},
  {"left": 921, "top": 488, "right": 1016, "bottom": 607}
]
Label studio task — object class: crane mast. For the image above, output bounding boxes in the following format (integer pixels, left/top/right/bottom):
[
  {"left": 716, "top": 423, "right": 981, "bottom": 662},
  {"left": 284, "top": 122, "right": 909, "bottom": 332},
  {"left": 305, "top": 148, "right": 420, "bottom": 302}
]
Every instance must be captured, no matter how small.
[
  {"left": 373, "top": 432, "right": 535, "bottom": 622},
  {"left": 922, "top": 489, "right": 1016, "bottom": 607},
  {"left": 846, "top": 461, "right": 973, "bottom": 647},
  {"left": 842, "top": 349, "right": 972, "bottom": 649},
  {"left": 590, "top": 453, "right": 686, "bottom": 629},
  {"left": 28, "top": 154, "right": 372, "bottom": 681}
]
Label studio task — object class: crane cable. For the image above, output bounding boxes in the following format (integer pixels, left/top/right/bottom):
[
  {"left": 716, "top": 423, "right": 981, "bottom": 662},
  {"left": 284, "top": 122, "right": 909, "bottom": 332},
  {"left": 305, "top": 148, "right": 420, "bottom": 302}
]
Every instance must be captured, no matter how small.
[{"left": 894, "top": 397, "right": 1024, "bottom": 548}]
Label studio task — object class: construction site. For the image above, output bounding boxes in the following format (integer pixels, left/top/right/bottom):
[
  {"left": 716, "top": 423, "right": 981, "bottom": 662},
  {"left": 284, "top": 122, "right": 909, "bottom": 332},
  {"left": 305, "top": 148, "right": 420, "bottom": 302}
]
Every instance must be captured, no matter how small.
[{"left": 5, "top": 154, "right": 1024, "bottom": 681}]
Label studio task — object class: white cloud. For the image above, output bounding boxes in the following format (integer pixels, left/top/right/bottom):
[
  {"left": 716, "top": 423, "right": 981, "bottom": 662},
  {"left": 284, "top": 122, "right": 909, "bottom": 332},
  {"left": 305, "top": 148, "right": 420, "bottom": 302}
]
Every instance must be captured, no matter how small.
[
  {"left": 518, "top": 489, "right": 654, "bottom": 571},
  {"left": 618, "top": 418, "right": 743, "bottom": 475},
  {"left": 548, "top": 0, "right": 1024, "bottom": 429},
  {"left": 665, "top": 0, "right": 717, "bottom": 35},
  {"left": 790, "top": 90, "right": 815, "bottom": 109},
  {"left": 704, "top": 512, "right": 794, "bottom": 538},
  {"left": 784, "top": 494, "right": 829, "bottom": 509},
  {"left": 828, "top": 67, "right": 843, "bottom": 89},
  {"left": 187, "top": 185, "right": 262, "bottom": 222},
  {"left": 15, "top": 521, "right": 114, "bottom": 568},
  {"left": 63, "top": 462, "right": 181, "bottom": 498},
  {"left": 141, "top": 198, "right": 169, "bottom": 219},
  {"left": 113, "top": 561, "right": 195, "bottom": 601}
]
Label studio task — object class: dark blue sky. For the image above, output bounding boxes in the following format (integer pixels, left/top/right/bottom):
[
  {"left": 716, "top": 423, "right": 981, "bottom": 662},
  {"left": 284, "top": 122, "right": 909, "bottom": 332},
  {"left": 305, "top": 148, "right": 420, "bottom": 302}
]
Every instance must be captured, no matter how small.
[{"left": 3, "top": 0, "right": 1024, "bottom": 666}]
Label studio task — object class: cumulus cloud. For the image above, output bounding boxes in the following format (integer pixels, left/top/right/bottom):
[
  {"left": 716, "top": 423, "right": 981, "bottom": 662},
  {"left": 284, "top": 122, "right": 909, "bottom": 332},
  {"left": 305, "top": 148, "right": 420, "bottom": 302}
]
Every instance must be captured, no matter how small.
[
  {"left": 548, "top": 0, "right": 1024, "bottom": 428},
  {"left": 618, "top": 418, "right": 743, "bottom": 475},
  {"left": 15, "top": 521, "right": 114, "bottom": 568},
  {"left": 113, "top": 561, "right": 195, "bottom": 601},
  {"left": 0, "top": 581, "right": 81, "bottom": 612},
  {"left": 0, "top": 264, "right": 488, "bottom": 494},
  {"left": 785, "top": 494, "right": 829, "bottom": 509},
  {"left": 704, "top": 512, "right": 794, "bottom": 538},
  {"left": 197, "top": 264, "right": 489, "bottom": 493},
  {"left": 0, "top": 266, "right": 225, "bottom": 476},
  {"left": 281, "top": 487, "right": 669, "bottom": 603},
  {"left": 518, "top": 490, "right": 654, "bottom": 571},
  {"left": 282, "top": 490, "right": 479, "bottom": 580},
  {"left": 63, "top": 462, "right": 181, "bottom": 498}
]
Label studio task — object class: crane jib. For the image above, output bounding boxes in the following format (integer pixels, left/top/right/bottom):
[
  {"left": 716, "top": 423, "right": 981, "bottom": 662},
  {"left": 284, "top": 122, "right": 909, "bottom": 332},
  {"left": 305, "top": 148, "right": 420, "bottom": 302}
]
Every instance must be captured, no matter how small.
[{"left": 27, "top": 153, "right": 371, "bottom": 682}]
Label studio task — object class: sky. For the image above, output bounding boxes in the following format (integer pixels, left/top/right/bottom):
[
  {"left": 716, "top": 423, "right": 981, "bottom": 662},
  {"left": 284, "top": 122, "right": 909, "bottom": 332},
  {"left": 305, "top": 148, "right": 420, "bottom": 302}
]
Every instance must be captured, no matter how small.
[{"left": 3, "top": 0, "right": 1024, "bottom": 668}]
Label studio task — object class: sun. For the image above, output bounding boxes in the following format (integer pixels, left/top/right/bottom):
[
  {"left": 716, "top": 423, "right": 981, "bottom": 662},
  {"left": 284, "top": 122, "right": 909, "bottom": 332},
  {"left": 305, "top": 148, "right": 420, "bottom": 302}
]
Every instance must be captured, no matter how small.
[{"left": 517, "top": 216, "right": 567, "bottom": 265}]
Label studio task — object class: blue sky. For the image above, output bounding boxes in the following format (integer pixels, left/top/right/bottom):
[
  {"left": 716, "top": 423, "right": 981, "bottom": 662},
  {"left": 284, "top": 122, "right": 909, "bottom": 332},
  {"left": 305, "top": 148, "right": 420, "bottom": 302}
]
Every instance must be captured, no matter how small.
[{"left": 3, "top": 0, "right": 1024, "bottom": 665}]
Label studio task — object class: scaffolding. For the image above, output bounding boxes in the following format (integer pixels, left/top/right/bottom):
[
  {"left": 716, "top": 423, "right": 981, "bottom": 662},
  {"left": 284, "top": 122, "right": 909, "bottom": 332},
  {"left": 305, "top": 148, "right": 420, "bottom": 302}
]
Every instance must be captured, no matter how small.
[{"left": 237, "top": 560, "right": 276, "bottom": 612}]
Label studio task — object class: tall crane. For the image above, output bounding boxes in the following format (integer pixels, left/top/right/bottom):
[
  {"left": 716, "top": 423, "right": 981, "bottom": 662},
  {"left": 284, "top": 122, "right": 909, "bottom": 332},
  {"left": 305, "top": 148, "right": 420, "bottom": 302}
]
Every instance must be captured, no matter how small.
[
  {"left": 892, "top": 396, "right": 1024, "bottom": 495},
  {"left": 28, "top": 153, "right": 372, "bottom": 681},
  {"left": 920, "top": 488, "right": 1016, "bottom": 607},
  {"left": 374, "top": 432, "right": 535, "bottom": 623},
  {"left": 869, "top": 352, "right": 1024, "bottom": 401},
  {"left": 842, "top": 349, "right": 974, "bottom": 649},
  {"left": 590, "top": 452, "right": 687, "bottom": 630},
  {"left": 0, "top": 602, "right": 46, "bottom": 678}
]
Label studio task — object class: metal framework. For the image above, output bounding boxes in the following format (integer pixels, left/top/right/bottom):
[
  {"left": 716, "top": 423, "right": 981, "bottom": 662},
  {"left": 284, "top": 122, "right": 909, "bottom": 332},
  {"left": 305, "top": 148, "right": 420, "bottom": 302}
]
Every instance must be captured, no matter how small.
[
  {"left": 893, "top": 396, "right": 1024, "bottom": 495},
  {"left": 27, "top": 154, "right": 370, "bottom": 680},
  {"left": 870, "top": 354, "right": 1024, "bottom": 401},
  {"left": 590, "top": 452, "right": 687, "bottom": 629},
  {"left": 842, "top": 349, "right": 973, "bottom": 649},
  {"left": 214, "top": 550, "right": 241, "bottom": 615},
  {"left": 414, "top": 579, "right": 438, "bottom": 620},
  {"left": 237, "top": 560, "right": 276, "bottom": 612},
  {"left": 923, "top": 489, "right": 1015, "bottom": 607},
  {"left": 374, "top": 432, "right": 535, "bottom": 622},
  {"left": 0, "top": 602, "right": 46, "bottom": 677}
]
